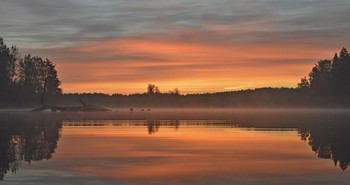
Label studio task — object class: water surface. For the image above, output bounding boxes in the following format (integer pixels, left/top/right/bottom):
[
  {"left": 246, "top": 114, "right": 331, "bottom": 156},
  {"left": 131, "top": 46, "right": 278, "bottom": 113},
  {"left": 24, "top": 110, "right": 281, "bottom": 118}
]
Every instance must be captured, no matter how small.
[{"left": 1, "top": 109, "right": 350, "bottom": 184}]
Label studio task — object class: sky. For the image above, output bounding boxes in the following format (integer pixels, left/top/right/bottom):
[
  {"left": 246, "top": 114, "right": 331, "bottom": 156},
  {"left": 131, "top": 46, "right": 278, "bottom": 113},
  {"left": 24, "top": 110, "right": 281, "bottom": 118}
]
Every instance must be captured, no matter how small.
[{"left": 1, "top": 0, "right": 350, "bottom": 94}]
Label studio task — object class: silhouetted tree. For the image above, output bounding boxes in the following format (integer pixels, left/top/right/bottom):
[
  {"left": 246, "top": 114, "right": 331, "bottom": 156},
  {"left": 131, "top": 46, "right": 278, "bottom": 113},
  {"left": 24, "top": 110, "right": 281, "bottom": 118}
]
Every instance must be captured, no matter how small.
[
  {"left": 18, "top": 55, "right": 61, "bottom": 97},
  {"left": 297, "top": 77, "right": 310, "bottom": 89},
  {"left": 309, "top": 60, "right": 332, "bottom": 89},
  {"left": 0, "top": 38, "right": 19, "bottom": 105},
  {"left": 147, "top": 84, "right": 160, "bottom": 94},
  {"left": 298, "top": 48, "right": 350, "bottom": 105},
  {"left": 0, "top": 38, "right": 62, "bottom": 107},
  {"left": 169, "top": 88, "right": 180, "bottom": 95},
  {"left": 331, "top": 48, "right": 350, "bottom": 101}
]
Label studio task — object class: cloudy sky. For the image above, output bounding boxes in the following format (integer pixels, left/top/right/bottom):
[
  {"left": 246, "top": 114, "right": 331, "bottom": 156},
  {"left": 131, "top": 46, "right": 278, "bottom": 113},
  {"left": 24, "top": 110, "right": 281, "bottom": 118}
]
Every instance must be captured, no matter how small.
[{"left": 1, "top": 0, "right": 349, "bottom": 94}]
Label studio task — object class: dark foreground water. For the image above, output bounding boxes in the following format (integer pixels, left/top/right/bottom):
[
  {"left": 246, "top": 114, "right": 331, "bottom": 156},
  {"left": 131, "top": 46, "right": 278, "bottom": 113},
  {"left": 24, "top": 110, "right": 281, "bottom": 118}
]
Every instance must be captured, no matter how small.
[{"left": 1, "top": 109, "right": 350, "bottom": 185}]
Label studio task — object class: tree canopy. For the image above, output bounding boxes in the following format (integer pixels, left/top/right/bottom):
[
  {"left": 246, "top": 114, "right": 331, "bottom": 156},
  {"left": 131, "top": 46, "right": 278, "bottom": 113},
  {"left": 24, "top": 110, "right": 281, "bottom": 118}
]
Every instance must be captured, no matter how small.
[
  {"left": 298, "top": 47, "right": 350, "bottom": 105},
  {"left": 0, "top": 38, "right": 18, "bottom": 99},
  {"left": 0, "top": 38, "right": 61, "bottom": 107}
]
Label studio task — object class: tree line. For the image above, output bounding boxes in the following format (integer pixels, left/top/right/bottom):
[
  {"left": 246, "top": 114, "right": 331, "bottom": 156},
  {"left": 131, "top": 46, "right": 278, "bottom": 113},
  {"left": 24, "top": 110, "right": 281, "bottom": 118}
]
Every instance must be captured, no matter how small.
[
  {"left": 298, "top": 47, "right": 350, "bottom": 106},
  {"left": 1, "top": 37, "right": 349, "bottom": 108},
  {"left": 0, "top": 38, "right": 61, "bottom": 107},
  {"left": 54, "top": 48, "right": 350, "bottom": 108}
]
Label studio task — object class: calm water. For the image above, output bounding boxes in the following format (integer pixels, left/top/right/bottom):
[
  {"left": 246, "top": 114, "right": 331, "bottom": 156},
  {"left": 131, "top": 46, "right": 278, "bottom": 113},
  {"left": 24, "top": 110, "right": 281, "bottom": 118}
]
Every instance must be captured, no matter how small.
[{"left": 1, "top": 109, "right": 350, "bottom": 185}]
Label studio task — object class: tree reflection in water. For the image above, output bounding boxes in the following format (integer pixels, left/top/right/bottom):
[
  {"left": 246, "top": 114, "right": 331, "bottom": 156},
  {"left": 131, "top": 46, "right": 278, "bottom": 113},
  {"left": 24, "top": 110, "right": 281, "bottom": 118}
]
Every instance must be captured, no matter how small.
[
  {"left": 147, "top": 120, "right": 180, "bottom": 134},
  {"left": 147, "top": 120, "right": 160, "bottom": 134},
  {"left": 1, "top": 110, "right": 350, "bottom": 182},
  {"left": 299, "top": 123, "right": 350, "bottom": 171},
  {"left": 0, "top": 113, "right": 62, "bottom": 180}
]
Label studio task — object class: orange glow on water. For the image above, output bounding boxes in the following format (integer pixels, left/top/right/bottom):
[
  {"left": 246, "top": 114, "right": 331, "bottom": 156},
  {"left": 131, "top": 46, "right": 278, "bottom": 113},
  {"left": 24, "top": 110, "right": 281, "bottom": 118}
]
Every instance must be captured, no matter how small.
[{"left": 52, "top": 121, "right": 337, "bottom": 182}]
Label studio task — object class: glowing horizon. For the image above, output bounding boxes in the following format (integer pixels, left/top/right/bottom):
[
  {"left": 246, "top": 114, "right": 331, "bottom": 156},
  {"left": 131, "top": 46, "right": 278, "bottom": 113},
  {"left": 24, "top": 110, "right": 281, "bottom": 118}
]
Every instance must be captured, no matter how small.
[{"left": 45, "top": 36, "right": 337, "bottom": 94}]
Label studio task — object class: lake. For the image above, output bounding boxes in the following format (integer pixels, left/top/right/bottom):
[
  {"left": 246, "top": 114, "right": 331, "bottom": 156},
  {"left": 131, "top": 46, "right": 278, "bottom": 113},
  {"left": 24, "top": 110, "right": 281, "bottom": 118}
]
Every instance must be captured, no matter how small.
[{"left": 1, "top": 109, "right": 350, "bottom": 184}]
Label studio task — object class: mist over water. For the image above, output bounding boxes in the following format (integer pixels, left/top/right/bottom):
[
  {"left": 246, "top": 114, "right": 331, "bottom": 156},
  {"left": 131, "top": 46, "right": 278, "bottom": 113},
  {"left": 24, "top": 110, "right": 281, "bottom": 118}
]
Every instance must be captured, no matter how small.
[{"left": 1, "top": 109, "right": 350, "bottom": 184}]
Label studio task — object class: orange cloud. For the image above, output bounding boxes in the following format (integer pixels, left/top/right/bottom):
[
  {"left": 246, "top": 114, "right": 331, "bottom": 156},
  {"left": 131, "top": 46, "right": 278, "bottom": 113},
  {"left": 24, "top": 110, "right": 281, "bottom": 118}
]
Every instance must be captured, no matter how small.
[{"left": 48, "top": 31, "right": 336, "bottom": 94}]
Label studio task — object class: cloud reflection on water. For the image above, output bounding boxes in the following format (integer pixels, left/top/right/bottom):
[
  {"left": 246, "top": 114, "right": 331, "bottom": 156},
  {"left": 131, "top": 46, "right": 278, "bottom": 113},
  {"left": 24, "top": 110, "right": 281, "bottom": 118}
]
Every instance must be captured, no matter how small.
[{"left": 1, "top": 110, "right": 350, "bottom": 184}]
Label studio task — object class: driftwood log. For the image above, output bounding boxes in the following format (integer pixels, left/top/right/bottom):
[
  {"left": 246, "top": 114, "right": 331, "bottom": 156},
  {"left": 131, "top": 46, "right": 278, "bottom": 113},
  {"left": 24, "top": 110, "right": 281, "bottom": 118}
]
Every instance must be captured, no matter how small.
[
  {"left": 30, "top": 99, "right": 110, "bottom": 112},
  {"left": 30, "top": 105, "right": 110, "bottom": 112}
]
